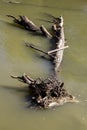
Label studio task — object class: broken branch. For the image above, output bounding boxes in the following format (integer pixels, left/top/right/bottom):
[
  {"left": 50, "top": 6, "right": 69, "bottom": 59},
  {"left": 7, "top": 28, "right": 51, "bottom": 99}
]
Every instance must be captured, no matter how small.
[
  {"left": 40, "top": 25, "right": 52, "bottom": 38},
  {"left": 11, "top": 73, "right": 33, "bottom": 84},
  {"left": 25, "top": 42, "right": 49, "bottom": 56},
  {"left": 48, "top": 45, "right": 69, "bottom": 54}
]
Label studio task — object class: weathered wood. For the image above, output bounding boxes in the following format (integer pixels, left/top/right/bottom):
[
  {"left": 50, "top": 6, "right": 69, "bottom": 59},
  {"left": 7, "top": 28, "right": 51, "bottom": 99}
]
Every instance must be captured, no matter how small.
[
  {"left": 40, "top": 25, "right": 52, "bottom": 38},
  {"left": 48, "top": 45, "right": 69, "bottom": 54},
  {"left": 23, "top": 15, "right": 66, "bottom": 74},
  {"left": 11, "top": 73, "right": 33, "bottom": 84},
  {"left": 11, "top": 74, "right": 75, "bottom": 108},
  {"left": 7, "top": 15, "right": 41, "bottom": 32},
  {"left": 7, "top": 15, "right": 52, "bottom": 38},
  {"left": 52, "top": 16, "right": 66, "bottom": 73},
  {"left": 20, "top": 16, "right": 40, "bottom": 31}
]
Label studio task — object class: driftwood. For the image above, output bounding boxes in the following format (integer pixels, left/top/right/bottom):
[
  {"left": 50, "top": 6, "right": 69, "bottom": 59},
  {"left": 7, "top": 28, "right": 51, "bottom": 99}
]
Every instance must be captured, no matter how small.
[
  {"left": 24, "top": 16, "right": 66, "bottom": 74},
  {"left": 7, "top": 15, "right": 65, "bottom": 72},
  {"left": 11, "top": 73, "right": 75, "bottom": 108},
  {"left": 40, "top": 25, "right": 52, "bottom": 38},
  {"left": 7, "top": 15, "right": 52, "bottom": 38},
  {"left": 7, "top": 14, "right": 77, "bottom": 108},
  {"left": 7, "top": 15, "right": 40, "bottom": 31},
  {"left": 51, "top": 16, "right": 66, "bottom": 73}
]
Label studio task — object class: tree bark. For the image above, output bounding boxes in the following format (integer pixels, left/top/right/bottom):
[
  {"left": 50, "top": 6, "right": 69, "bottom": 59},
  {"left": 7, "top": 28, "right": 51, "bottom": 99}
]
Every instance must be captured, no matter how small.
[
  {"left": 7, "top": 15, "right": 52, "bottom": 37},
  {"left": 40, "top": 25, "right": 52, "bottom": 38},
  {"left": 52, "top": 16, "right": 66, "bottom": 74}
]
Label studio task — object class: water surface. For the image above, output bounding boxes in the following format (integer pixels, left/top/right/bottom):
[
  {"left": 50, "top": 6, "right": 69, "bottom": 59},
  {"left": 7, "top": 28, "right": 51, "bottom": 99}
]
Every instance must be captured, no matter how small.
[{"left": 0, "top": 0, "right": 87, "bottom": 130}]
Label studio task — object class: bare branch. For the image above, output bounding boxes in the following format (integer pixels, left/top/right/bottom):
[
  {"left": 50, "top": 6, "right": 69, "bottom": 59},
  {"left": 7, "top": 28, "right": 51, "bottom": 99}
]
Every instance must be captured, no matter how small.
[{"left": 48, "top": 45, "right": 69, "bottom": 54}]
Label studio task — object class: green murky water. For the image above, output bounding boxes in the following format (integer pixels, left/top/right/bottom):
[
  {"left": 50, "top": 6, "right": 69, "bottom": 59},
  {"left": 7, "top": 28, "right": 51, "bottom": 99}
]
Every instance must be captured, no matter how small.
[{"left": 0, "top": 0, "right": 87, "bottom": 130}]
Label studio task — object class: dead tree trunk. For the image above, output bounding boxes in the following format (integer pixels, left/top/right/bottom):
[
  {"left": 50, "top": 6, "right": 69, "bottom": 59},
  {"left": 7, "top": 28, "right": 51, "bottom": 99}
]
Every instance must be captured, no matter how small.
[{"left": 51, "top": 16, "right": 66, "bottom": 74}]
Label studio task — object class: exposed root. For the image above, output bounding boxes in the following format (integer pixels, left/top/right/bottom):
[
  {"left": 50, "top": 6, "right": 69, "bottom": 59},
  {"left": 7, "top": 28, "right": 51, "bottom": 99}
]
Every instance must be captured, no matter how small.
[{"left": 11, "top": 74, "right": 76, "bottom": 108}]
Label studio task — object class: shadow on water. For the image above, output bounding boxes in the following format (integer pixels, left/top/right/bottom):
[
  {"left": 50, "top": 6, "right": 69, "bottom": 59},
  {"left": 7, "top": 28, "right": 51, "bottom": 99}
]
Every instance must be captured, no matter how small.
[
  {"left": 0, "top": 18, "right": 28, "bottom": 33},
  {"left": 0, "top": 85, "right": 61, "bottom": 111},
  {"left": 0, "top": 85, "right": 54, "bottom": 110},
  {"left": 0, "top": 85, "right": 28, "bottom": 93},
  {"left": 0, "top": 18, "right": 50, "bottom": 38},
  {"left": 1, "top": 19, "right": 28, "bottom": 30},
  {"left": 0, "top": 85, "right": 35, "bottom": 108}
]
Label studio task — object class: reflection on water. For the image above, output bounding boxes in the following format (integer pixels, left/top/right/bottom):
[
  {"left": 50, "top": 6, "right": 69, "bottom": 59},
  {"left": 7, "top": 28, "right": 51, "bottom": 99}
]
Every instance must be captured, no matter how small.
[{"left": 0, "top": 0, "right": 87, "bottom": 130}]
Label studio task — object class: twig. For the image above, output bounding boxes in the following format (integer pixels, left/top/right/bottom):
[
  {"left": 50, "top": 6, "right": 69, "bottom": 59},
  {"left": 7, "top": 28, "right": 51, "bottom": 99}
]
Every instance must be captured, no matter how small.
[
  {"left": 48, "top": 45, "right": 69, "bottom": 54},
  {"left": 6, "top": 15, "right": 18, "bottom": 22},
  {"left": 25, "top": 42, "right": 49, "bottom": 56},
  {"left": 11, "top": 73, "right": 34, "bottom": 84}
]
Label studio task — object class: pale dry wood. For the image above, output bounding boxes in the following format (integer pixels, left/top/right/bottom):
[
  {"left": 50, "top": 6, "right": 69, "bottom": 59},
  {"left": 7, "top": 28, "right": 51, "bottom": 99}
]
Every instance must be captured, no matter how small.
[
  {"left": 40, "top": 25, "right": 52, "bottom": 38},
  {"left": 48, "top": 45, "right": 69, "bottom": 54},
  {"left": 52, "top": 16, "right": 66, "bottom": 73}
]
